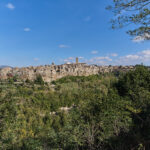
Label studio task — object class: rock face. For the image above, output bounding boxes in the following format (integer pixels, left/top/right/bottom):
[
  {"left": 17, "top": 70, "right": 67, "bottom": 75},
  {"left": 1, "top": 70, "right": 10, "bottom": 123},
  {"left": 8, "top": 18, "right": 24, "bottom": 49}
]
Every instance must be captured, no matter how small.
[{"left": 0, "top": 63, "right": 134, "bottom": 82}]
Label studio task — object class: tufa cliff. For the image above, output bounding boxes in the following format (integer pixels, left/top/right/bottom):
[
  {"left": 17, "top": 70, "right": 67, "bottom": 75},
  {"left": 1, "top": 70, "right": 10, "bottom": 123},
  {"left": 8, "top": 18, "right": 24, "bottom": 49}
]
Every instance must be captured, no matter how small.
[{"left": 0, "top": 62, "right": 134, "bottom": 82}]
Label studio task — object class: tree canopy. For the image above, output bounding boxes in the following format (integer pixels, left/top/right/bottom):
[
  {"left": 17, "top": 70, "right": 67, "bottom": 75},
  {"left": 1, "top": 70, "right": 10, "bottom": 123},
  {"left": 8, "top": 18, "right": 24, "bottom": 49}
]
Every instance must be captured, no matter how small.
[
  {"left": 107, "top": 0, "right": 150, "bottom": 41},
  {"left": 1, "top": 66, "right": 150, "bottom": 149}
]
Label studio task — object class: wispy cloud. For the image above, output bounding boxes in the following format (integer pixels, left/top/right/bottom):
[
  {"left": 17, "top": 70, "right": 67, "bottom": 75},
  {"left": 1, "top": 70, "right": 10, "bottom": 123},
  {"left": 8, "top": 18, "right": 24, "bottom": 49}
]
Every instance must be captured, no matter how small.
[
  {"left": 59, "top": 44, "right": 70, "bottom": 48},
  {"left": 133, "top": 36, "right": 145, "bottom": 43},
  {"left": 91, "top": 50, "right": 98, "bottom": 54},
  {"left": 87, "top": 56, "right": 112, "bottom": 65},
  {"left": 80, "top": 49, "right": 150, "bottom": 66},
  {"left": 116, "top": 49, "right": 150, "bottom": 65},
  {"left": 24, "top": 28, "right": 31, "bottom": 32},
  {"left": 64, "top": 57, "right": 75, "bottom": 63},
  {"left": 110, "top": 53, "right": 118, "bottom": 57},
  {"left": 132, "top": 33, "right": 150, "bottom": 43},
  {"left": 34, "top": 58, "right": 39, "bottom": 61},
  {"left": 68, "top": 57, "right": 74, "bottom": 60},
  {"left": 95, "top": 56, "right": 112, "bottom": 61},
  {"left": 6, "top": 3, "right": 15, "bottom": 10},
  {"left": 79, "top": 56, "right": 84, "bottom": 59},
  {"left": 63, "top": 56, "right": 85, "bottom": 64},
  {"left": 62, "top": 50, "right": 150, "bottom": 66}
]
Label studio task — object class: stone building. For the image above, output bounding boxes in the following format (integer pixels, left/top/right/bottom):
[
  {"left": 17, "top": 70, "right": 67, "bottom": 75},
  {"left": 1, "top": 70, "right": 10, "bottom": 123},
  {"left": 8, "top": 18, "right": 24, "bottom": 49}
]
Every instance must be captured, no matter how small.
[{"left": 0, "top": 62, "right": 134, "bottom": 82}]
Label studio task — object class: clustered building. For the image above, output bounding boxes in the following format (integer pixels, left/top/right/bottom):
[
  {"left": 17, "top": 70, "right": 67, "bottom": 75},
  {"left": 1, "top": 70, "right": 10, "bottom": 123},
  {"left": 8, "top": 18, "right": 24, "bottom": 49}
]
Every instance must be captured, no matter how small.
[{"left": 0, "top": 58, "right": 134, "bottom": 82}]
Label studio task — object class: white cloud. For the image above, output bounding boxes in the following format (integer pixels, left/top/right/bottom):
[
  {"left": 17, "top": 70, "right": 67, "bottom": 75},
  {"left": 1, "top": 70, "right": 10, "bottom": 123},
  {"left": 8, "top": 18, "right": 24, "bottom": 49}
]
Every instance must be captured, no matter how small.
[
  {"left": 68, "top": 57, "right": 74, "bottom": 60},
  {"left": 64, "top": 57, "right": 75, "bottom": 63},
  {"left": 6, "top": 3, "right": 15, "bottom": 10},
  {"left": 24, "top": 28, "right": 31, "bottom": 32},
  {"left": 63, "top": 56, "right": 85, "bottom": 64},
  {"left": 95, "top": 56, "right": 112, "bottom": 61},
  {"left": 64, "top": 59, "right": 68, "bottom": 62},
  {"left": 79, "top": 56, "right": 84, "bottom": 59},
  {"left": 111, "top": 53, "right": 118, "bottom": 57},
  {"left": 125, "top": 55, "right": 139, "bottom": 60},
  {"left": 34, "top": 58, "right": 39, "bottom": 61},
  {"left": 138, "top": 50, "right": 150, "bottom": 61},
  {"left": 63, "top": 49, "right": 150, "bottom": 66},
  {"left": 59, "top": 44, "right": 70, "bottom": 48},
  {"left": 133, "top": 33, "right": 150, "bottom": 43},
  {"left": 133, "top": 36, "right": 145, "bottom": 43},
  {"left": 116, "top": 49, "right": 150, "bottom": 65},
  {"left": 84, "top": 16, "right": 91, "bottom": 22},
  {"left": 86, "top": 56, "right": 112, "bottom": 65},
  {"left": 140, "top": 50, "right": 150, "bottom": 56},
  {"left": 91, "top": 50, "right": 98, "bottom": 54}
]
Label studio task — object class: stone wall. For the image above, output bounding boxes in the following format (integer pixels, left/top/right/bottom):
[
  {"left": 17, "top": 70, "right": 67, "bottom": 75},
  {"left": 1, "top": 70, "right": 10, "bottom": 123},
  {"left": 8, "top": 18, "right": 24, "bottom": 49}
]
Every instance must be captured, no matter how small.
[{"left": 0, "top": 63, "right": 134, "bottom": 82}]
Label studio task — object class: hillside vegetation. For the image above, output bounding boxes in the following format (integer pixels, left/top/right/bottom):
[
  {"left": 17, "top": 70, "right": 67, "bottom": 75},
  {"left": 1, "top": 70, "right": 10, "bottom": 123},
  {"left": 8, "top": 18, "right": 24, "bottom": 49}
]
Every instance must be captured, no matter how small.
[{"left": 0, "top": 65, "right": 150, "bottom": 150}]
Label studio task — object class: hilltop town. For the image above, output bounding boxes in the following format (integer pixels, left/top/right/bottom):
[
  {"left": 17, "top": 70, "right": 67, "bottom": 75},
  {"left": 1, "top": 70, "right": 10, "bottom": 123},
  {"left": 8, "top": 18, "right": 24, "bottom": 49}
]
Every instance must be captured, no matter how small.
[{"left": 0, "top": 58, "right": 135, "bottom": 82}]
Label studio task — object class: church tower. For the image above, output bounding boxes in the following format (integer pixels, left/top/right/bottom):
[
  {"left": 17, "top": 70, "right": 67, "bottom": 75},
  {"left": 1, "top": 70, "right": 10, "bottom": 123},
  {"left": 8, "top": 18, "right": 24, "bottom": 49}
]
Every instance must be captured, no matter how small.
[{"left": 76, "top": 57, "right": 79, "bottom": 64}]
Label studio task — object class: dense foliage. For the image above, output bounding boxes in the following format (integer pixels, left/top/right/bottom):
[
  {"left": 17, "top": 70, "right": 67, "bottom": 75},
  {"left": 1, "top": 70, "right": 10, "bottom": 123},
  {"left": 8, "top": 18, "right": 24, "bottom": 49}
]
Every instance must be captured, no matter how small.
[{"left": 0, "top": 65, "right": 150, "bottom": 149}]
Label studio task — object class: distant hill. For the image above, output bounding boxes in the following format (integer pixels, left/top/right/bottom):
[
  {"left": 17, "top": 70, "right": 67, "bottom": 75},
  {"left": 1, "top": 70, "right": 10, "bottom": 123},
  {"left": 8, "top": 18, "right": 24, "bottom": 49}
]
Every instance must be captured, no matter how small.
[{"left": 0, "top": 65, "right": 12, "bottom": 69}]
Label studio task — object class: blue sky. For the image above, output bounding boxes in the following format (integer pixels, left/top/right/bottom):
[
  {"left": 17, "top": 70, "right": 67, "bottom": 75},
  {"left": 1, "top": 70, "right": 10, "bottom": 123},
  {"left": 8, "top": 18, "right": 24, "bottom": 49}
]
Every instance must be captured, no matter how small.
[{"left": 0, "top": 0, "right": 150, "bottom": 67}]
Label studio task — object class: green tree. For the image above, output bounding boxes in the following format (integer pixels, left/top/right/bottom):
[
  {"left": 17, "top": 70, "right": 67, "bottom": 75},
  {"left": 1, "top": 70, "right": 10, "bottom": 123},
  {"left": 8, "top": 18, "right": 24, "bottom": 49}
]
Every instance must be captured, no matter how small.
[
  {"left": 107, "top": 0, "right": 150, "bottom": 41},
  {"left": 113, "top": 65, "right": 150, "bottom": 149},
  {"left": 34, "top": 75, "right": 44, "bottom": 85}
]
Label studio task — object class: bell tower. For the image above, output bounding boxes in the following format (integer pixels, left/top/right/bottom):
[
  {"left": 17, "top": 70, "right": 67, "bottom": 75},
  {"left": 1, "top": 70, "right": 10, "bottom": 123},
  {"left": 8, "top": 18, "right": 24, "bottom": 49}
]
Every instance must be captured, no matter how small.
[{"left": 76, "top": 57, "right": 79, "bottom": 64}]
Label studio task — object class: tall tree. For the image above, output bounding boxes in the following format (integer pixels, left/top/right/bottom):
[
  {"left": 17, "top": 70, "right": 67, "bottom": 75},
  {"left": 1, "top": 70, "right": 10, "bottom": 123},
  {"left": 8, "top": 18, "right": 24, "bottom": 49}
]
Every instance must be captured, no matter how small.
[{"left": 107, "top": 0, "right": 150, "bottom": 41}]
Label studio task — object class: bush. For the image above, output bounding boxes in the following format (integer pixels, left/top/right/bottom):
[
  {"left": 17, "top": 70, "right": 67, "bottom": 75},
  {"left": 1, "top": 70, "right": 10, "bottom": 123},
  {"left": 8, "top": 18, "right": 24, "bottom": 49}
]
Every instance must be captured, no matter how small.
[{"left": 34, "top": 75, "right": 44, "bottom": 85}]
